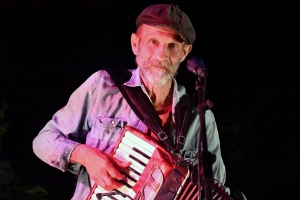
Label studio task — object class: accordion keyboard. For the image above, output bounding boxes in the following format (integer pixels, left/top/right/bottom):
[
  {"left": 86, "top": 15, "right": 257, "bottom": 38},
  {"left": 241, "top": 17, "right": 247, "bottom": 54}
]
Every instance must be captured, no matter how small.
[{"left": 89, "top": 130, "right": 156, "bottom": 200}]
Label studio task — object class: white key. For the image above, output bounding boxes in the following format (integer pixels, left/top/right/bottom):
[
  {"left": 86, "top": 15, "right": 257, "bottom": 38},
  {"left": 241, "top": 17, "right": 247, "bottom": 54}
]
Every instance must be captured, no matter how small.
[
  {"left": 125, "top": 168, "right": 140, "bottom": 181},
  {"left": 114, "top": 150, "right": 145, "bottom": 173},
  {"left": 118, "top": 143, "right": 149, "bottom": 164},
  {"left": 124, "top": 131, "right": 155, "bottom": 153},
  {"left": 121, "top": 137, "right": 153, "bottom": 158},
  {"left": 122, "top": 177, "right": 136, "bottom": 187}
]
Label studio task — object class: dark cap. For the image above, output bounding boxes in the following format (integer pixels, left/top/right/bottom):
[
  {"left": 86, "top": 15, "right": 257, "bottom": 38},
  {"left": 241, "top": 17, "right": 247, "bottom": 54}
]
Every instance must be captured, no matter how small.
[{"left": 136, "top": 4, "right": 196, "bottom": 44}]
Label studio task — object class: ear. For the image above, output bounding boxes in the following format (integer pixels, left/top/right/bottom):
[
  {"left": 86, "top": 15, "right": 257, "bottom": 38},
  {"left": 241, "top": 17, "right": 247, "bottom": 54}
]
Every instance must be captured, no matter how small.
[
  {"left": 131, "top": 33, "right": 139, "bottom": 55},
  {"left": 180, "top": 44, "right": 193, "bottom": 62}
]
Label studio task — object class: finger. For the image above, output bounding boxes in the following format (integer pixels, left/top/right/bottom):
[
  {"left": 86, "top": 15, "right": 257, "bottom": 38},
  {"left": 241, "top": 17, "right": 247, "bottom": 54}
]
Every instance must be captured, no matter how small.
[
  {"left": 106, "top": 165, "right": 126, "bottom": 181},
  {"left": 101, "top": 174, "right": 124, "bottom": 190},
  {"left": 114, "top": 157, "right": 132, "bottom": 168},
  {"left": 112, "top": 157, "right": 132, "bottom": 180},
  {"left": 106, "top": 157, "right": 130, "bottom": 180},
  {"left": 96, "top": 177, "right": 114, "bottom": 192}
]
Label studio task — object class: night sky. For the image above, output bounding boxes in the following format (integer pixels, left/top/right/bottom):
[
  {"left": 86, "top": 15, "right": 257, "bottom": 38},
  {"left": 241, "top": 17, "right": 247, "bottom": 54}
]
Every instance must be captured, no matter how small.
[{"left": 1, "top": 1, "right": 299, "bottom": 199}]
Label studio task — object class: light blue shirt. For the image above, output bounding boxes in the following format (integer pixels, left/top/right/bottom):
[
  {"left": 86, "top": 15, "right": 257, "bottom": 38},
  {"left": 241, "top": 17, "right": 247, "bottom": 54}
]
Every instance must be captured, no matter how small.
[{"left": 33, "top": 67, "right": 227, "bottom": 199}]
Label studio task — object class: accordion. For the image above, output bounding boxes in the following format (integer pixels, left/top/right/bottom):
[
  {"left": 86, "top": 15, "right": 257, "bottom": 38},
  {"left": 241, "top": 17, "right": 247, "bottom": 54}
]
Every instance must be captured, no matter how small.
[{"left": 86, "top": 126, "right": 230, "bottom": 200}]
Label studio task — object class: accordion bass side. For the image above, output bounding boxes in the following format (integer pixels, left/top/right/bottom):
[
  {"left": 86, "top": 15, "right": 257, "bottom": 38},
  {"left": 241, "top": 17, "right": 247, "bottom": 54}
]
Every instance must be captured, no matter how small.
[{"left": 86, "top": 126, "right": 230, "bottom": 200}]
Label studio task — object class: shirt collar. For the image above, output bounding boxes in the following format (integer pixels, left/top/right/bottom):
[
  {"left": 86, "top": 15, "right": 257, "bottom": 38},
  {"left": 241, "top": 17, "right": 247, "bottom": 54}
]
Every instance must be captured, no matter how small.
[
  {"left": 124, "top": 67, "right": 142, "bottom": 87},
  {"left": 124, "top": 67, "right": 187, "bottom": 112}
]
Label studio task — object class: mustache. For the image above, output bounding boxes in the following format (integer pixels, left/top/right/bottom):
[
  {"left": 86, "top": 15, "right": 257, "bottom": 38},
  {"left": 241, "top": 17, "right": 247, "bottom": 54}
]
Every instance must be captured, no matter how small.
[
  {"left": 144, "top": 59, "right": 171, "bottom": 69},
  {"left": 135, "top": 53, "right": 178, "bottom": 74}
]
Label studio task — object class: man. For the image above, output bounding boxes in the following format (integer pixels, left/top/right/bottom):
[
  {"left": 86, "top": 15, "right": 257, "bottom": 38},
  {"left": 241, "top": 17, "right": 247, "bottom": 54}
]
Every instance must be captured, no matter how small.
[{"left": 33, "top": 4, "right": 227, "bottom": 199}]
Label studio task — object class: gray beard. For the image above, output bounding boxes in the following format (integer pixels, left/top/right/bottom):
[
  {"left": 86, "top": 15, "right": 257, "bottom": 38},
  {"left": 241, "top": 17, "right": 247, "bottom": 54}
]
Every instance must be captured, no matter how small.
[{"left": 135, "top": 53, "right": 179, "bottom": 86}]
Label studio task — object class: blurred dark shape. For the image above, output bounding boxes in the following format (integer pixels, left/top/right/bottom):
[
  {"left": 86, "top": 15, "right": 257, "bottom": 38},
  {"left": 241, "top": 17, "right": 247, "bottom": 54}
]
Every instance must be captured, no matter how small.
[{"left": 0, "top": 100, "right": 49, "bottom": 200}]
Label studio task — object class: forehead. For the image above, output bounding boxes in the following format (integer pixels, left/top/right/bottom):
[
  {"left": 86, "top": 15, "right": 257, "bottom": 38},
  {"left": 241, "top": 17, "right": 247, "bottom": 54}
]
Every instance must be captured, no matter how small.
[{"left": 137, "top": 24, "right": 184, "bottom": 43}]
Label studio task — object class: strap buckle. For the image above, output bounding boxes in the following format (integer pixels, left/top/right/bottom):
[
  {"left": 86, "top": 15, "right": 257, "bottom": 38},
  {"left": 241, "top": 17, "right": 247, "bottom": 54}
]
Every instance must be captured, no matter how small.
[
  {"left": 177, "top": 135, "right": 186, "bottom": 145},
  {"left": 157, "top": 131, "right": 168, "bottom": 141}
]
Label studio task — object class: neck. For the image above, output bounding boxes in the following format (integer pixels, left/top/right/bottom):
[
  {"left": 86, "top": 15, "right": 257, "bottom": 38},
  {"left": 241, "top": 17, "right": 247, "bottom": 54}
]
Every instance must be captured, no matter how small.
[{"left": 141, "top": 76, "right": 173, "bottom": 114}]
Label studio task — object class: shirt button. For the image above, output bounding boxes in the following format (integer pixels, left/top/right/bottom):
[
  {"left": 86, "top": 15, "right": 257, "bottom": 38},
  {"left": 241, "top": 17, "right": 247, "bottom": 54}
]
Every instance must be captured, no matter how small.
[
  {"left": 105, "top": 130, "right": 110, "bottom": 134},
  {"left": 111, "top": 121, "right": 115, "bottom": 125}
]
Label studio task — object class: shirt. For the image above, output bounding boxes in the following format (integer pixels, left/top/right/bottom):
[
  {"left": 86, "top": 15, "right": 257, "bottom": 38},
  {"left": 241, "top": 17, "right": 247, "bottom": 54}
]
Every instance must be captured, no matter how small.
[{"left": 32, "top": 67, "right": 227, "bottom": 199}]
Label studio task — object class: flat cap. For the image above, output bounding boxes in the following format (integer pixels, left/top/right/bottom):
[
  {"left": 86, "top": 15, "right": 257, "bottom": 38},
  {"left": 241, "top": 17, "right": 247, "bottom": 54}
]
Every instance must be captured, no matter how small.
[{"left": 136, "top": 4, "right": 196, "bottom": 44}]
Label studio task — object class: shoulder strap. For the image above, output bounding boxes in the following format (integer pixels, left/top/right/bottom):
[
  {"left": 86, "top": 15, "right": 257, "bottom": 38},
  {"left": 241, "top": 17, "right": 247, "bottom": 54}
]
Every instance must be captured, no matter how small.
[
  {"left": 105, "top": 68, "right": 176, "bottom": 153},
  {"left": 174, "top": 93, "right": 194, "bottom": 152}
]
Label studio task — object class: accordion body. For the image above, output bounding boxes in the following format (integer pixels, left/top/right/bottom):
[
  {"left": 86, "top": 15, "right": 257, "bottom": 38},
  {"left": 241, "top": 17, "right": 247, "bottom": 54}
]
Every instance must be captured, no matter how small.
[{"left": 86, "top": 126, "right": 230, "bottom": 200}]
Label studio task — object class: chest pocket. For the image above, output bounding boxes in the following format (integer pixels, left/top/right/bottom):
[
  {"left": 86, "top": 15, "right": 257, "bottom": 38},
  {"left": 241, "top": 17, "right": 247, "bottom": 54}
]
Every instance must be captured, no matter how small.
[{"left": 88, "top": 117, "right": 127, "bottom": 153}]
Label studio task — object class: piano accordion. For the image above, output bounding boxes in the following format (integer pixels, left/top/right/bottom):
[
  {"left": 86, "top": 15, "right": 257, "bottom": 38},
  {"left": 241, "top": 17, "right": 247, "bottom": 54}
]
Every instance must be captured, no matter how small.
[{"left": 86, "top": 126, "right": 231, "bottom": 200}]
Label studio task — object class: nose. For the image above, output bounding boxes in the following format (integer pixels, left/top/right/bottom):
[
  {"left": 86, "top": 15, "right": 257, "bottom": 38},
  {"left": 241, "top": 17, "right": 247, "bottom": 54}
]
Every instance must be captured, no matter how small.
[{"left": 155, "top": 44, "right": 169, "bottom": 59}]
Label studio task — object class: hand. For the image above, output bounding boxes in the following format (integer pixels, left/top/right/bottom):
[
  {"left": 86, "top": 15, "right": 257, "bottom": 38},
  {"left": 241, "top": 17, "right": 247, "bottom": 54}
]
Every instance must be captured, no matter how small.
[{"left": 70, "top": 144, "right": 131, "bottom": 191}]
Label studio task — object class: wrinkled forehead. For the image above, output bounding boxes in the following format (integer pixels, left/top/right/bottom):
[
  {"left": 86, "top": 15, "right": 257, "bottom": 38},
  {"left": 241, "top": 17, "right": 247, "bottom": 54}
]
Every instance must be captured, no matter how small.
[{"left": 137, "top": 24, "right": 184, "bottom": 43}]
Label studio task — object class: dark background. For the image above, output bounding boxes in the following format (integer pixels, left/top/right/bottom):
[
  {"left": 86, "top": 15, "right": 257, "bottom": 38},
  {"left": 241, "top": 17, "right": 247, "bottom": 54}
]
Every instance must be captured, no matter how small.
[{"left": 1, "top": 0, "right": 299, "bottom": 199}]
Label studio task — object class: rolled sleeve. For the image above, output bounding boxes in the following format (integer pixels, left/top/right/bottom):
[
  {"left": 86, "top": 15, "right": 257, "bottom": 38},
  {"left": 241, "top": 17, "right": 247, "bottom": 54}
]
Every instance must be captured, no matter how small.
[
  {"left": 32, "top": 71, "right": 100, "bottom": 172},
  {"left": 38, "top": 136, "right": 79, "bottom": 171}
]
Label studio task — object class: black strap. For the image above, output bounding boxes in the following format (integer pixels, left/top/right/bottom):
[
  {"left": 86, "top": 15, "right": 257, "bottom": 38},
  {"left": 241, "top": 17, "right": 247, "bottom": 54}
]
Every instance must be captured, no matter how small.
[
  {"left": 105, "top": 68, "right": 175, "bottom": 152},
  {"left": 174, "top": 94, "right": 194, "bottom": 151}
]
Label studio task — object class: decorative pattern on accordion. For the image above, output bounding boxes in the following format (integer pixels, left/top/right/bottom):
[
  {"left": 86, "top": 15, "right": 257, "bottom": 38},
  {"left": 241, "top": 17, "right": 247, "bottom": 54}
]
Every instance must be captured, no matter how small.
[{"left": 86, "top": 126, "right": 231, "bottom": 200}]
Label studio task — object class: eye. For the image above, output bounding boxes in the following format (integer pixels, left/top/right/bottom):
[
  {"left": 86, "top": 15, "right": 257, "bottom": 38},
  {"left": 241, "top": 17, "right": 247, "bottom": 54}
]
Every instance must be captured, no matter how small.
[
  {"left": 168, "top": 43, "right": 179, "bottom": 49},
  {"left": 149, "top": 39, "right": 159, "bottom": 45}
]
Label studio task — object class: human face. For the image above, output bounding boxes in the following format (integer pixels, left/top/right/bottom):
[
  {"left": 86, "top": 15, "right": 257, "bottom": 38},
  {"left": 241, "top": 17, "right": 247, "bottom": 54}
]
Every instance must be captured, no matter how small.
[{"left": 131, "top": 25, "right": 192, "bottom": 86}]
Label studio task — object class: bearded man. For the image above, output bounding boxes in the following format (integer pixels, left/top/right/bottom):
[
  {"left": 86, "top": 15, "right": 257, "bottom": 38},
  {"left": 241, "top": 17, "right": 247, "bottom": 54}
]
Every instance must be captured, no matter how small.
[{"left": 33, "top": 4, "right": 228, "bottom": 200}]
